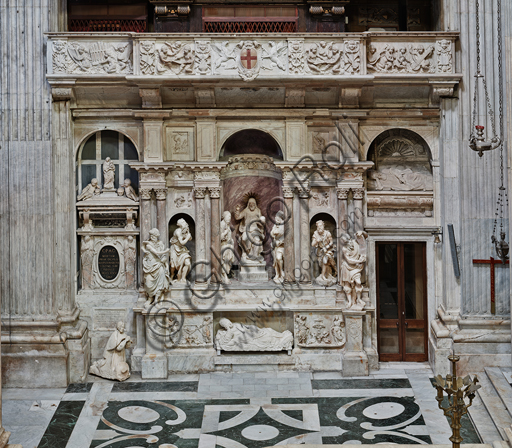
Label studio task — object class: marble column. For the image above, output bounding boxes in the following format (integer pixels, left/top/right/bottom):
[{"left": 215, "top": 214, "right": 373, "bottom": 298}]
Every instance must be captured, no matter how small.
[
  {"left": 352, "top": 188, "right": 365, "bottom": 233},
  {"left": 155, "top": 188, "right": 168, "bottom": 244},
  {"left": 194, "top": 187, "right": 207, "bottom": 283},
  {"left": 209, "top": 187, "right": 221, "bottom": 282},
  {"left": 139, "top": 188, "right": 152, "bottom": 244},
  {"left": 337, "top": 188, "right": 349, "bottom": 283},
  {"left": 298, "top": 187, "right": 311, "bottom": 283},
  {"left": 283, "top": 187, "right": 296, "bottom": 283}
]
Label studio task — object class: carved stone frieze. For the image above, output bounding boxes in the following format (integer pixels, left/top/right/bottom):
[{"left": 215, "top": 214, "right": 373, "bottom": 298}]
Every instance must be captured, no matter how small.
[
  {"left": 140, "top": 172, "right": 166, "bottom": 182},
  {"left": 166, "top": 315, "right": 212, "bottom": 348},
  {"left": 288, "top": 40, "right": 305, "bottom": 74},
  {"left": 174, "top": 191, "right": 193, "bottom": 208},
  {"left": 436, "top": 39, "right": 453, "bottom": 73},
  {"left": 52, "top": 40, "right": 133, "bottom": 74},
  {"left": 156, "top": 41, "right": 194, "bottom": 75},
  {"left": 305, "top": 40, "right": 361, "bottom": 75},
  {"left": 367, "top": 194, "right": 433, "bottom": 209},
  {"left": 295, "top": 314, "right": 346, "bottom": 348},
  {"left": 140, "top": 41, "right": 156, "bottom": 75},
  {"left": 194, "top": 171, "right": 221, "bottom": 181},
  {"left": 222, "top": 155, "right": 280, "bottom": 178},
  {"left": 194, "top": 40, "right": 212, "bottom": 75}
]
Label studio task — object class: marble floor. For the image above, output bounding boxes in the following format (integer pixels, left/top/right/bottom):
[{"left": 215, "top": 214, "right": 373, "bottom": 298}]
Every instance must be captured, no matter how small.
[{"left": 3, "top": 363, "right": 486, "bottom": 448}]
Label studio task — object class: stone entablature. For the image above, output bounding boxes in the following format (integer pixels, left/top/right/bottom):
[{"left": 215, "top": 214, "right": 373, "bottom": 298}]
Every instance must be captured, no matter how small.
[{"left": 47, "top": 32, "right": 459, "bottom": 83}]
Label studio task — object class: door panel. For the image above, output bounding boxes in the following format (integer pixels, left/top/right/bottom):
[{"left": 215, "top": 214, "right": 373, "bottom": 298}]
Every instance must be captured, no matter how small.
[{"left": 377, "top": 242, "right": 427, "bottom": 362}]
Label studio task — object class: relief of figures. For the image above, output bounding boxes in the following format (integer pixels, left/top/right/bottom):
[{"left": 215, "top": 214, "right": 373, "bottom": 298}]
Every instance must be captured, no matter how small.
[
  {"left": 294, "top": 315, "right": 345, "bottom": 348},
  {"left": 369, "top": 166, "right": 432, "bottom": 191},
  {"left": 169, "top": 219, "right": 192, "bottom": 284},
  {"left": 157, "top": 41, "right": 194, "bottom": 75},
  {"left": 367, "top": 43, "right": 435, "bottom": 74},
  {"left": 215, "top": 318, "right": 293, "bottom": 354},
  {"left": 306, "top": 40, "right": 360, "bottom": 75},
  {"left": 234, "top": 195, "right": 266, "bottom": 264},
  {"left": 142, "top": 228, "right": 170, "bottom": 307},
  {"left": 341, "top": 231, "right": 368, "bottom": 310},
  {"left": 312, "top": 220, "right": 336, "bottom": 287},
  {"left": 220, "top": 211, "right": 235, "bottom": 284}
]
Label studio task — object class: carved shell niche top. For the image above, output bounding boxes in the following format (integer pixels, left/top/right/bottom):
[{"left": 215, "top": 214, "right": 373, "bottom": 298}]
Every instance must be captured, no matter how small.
[{"left": 378, "top": 138, "right": 424, "bottom": 159}]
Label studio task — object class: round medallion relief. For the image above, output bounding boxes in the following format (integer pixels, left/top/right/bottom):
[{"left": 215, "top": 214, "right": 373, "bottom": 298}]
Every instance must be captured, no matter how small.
[{"left": 98, "top": 245, "right": 120, "bottom": 281}]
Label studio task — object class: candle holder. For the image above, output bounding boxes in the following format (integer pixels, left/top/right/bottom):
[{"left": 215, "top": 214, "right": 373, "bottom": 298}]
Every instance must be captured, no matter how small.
[{"left": 433, "top": 355, "right": 481, "bottom": 448}]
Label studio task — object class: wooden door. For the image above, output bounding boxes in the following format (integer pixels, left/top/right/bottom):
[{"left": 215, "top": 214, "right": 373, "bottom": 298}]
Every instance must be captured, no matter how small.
[{"left": 376, "top": 242, "right": 428, "bottom": 362}]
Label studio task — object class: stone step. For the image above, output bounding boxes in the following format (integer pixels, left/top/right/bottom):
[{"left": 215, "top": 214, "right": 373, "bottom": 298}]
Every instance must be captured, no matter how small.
[
  {"left": 485, "top": 368, "right": 512, "bottom": 416},
  {"left": 476, "top": 368, "right": 512, "bottom": 440}
]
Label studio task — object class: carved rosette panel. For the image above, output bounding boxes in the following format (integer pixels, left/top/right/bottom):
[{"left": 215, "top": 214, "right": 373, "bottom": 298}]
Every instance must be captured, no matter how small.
[
  {"left": 90, "top": 236, "right": 127, "bottom": 289},
  {"left": 295, "top": 314, "right": 346, "bottom": 348},
  {"left": 52, "top": 40, "right": 133, "bottom": 74}
]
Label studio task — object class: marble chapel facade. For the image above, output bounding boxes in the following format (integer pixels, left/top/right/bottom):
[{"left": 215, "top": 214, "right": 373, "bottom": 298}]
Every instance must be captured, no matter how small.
[{"left": 1, "top": 0, "right": 511, "bottom": 388}]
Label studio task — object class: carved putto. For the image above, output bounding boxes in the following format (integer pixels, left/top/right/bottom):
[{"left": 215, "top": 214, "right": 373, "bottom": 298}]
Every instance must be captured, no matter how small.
[
  {"left": 341, "top": 231, "right": 368, "bottom": 310},
  {"left": 305, "top": 40, "right": 360, "bottom": 75},
  {"left": 215, "top": 318, "right": 293, "bottom": 354},
  {"left": 157, "top": 41, "right": 194, "bottom": 75},
  {"left": 142, "top": 228, "right": 170, "bottom": 306},
  {"left": 271, "top": 210, "right": 285, "bottom": 283},
  {"left": 220, "top": 211, "right": 235, "bottom": 284},
  {"left": 169, "top": 219, "right": 192, "bottom": 284},
  {"left": 367, "top": 42, "right": 435, "bottom": 74},
  {"left": 234, "top": 194, "right": 266, "bottom": 264},
  {"left": 89, "top": 321, "right": 132, "bottom": 381},
  {"left": 312, "top": 220, "right": 336, "bottom": 287},
  {"left": 123, "top": 179, "right": 139, "bottom": 201},
  {"left": 77, "top": 178, "right": 100, "bottom": 201}
]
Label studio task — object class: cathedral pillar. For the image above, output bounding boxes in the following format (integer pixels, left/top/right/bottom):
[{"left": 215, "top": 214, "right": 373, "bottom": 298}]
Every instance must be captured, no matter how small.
[
  {"left": 298, "top": 186, "right": 311, "bottom": 283},
  {"left": 353, "top": 188, "right": 365, "bottom": 233},
  {"left": 194, "top": 187, "right": 207, "bottom": 283},
  {"left": 337, "top": 188, "right": 349, "bottom": 283},
  {"left": 139, "top": 188, "right": 152, "bottom": 247},
  {"left": 283, "top": 187, "right": 296, "bottom": 282},
  {"left": 155, "top": 188, "right": 168, "bottom": 244},
  {"left": 209, "top": 187, "right": 222, "bottom": 282}
]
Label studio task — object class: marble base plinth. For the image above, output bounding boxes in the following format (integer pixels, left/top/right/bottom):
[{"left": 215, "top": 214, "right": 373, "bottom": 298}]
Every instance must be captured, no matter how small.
[
  {"left": 239, "top": 263, "right": 268, "bottom": 282},
  {"left": 142, "top": 354, "right": 168, "bottom": 379},
  {"left": 342, "top": 351, "right": 369, "bottom": 377}
]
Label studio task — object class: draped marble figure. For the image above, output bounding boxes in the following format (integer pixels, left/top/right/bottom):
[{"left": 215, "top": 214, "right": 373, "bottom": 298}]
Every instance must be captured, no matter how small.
[
  {"left": 271, "top": 210, "right": 285, "bottom": 283},
  {"left": 123, "top": 178, "right": 139, "bottom": 201},
  {"left": 341, "top": 231, "right": 368, "bottom": 309},
  {"left": 215, "top": 318, "right": 293, "bottom": 354},
  {"left": 312, "top": 220, "right": 336, "bottom": 287},
  {"left": 77, "top": 178, "right": 99, "bottom": 201},
  {"left": 170, "top": 218, "right": 192, "bottom": 283},
  {"left": 103, "top": 157, "right": 116, "bottom": 190},
  {"left": 142, "top": 228, "right": 170, "bottom": 306},
  {"left": 89, "top": 321, "right": 132, "bottom": 381},
  {"left": 234, "top": 196, "right": 266, "bottom": 263},
  {"left": 220, "top": 211, "right": 235, "bottom": 284}
]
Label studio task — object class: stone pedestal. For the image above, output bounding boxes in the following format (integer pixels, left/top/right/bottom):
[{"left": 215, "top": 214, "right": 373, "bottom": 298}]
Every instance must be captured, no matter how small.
[
  {"left": 142, "top": 354, "right": 168, "bottom": 379},
  {"left": 239, "top": 262, "right": 268, "bottom": 282},
  {"left": 342, "top": 310, "right": 369, "bottom": 377},
  {"left": 141, "top": 308, "right": 168, "bottom": 379}
]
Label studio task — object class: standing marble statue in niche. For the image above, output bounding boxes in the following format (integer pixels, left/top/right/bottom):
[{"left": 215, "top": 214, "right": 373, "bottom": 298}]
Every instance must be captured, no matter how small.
[
  {"left": 215, "top": 318, "right": 293, "bottom": 355},
  {"left": 220, "top": 211, "right": 235, "bottom": 284},
  {"left": 169, "top": 218, "right": 192, "bottom": 284},
  {"left": 123, "top": 178, "right": 139, "bottom": 201},
  {"left": 234, "top": 196, "right": 266, "bottom": 263},
  {"left": 103, "top": 157, "right": 116, "bottom": 191},
  {"left": 142, "top": 228, "right": 170, "bottom": 307},
  {"left": 271, "top": 210, "right": 285, "bottom": 283},
  {"left": 77, "top": 178, "right": 100, "bottom": 201},
  {"left": 89, "top": 321, "right": 132, "bottom": 381},
  {"left": 341, "top": 231, "right": 368, "bottom": 310},
  {"left": 312, "top": 220, "right": 336, "bottom": 287}
]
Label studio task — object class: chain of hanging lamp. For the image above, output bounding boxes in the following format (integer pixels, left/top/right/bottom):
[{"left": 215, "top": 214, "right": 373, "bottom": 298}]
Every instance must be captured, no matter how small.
[
  {"left": 469, "top": 0, "right": 501, "bottom": 156},
  {"left": 491, "top": 0, "right": 509, "bottom": 261}
]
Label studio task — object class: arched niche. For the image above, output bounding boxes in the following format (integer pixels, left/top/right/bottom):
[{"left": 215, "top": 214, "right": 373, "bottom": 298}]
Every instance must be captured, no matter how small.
[
  {"left": 219, "top": 129, "right": 283, "bottom": 161},
  {"left": 366, "top": 128, "right": 433, "bottom": 192},
  {"left": 169, "top": 213, "right": 196, "bottom": 281},
  {"left": 309, "top": 213, "right": 337, "bottom": 280},
  {"left": 77, "top": 130, "right": 141, "bottom": 194}
]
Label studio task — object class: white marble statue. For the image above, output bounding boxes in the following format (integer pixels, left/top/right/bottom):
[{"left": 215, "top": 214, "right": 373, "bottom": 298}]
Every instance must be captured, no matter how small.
[
  {"left": 142, "top": 228, "right": 170, "bottom": 306},
  {"left": 103, "top": 157, "right": 116, "bottom": 190},
  {"left": 220, "top": 211, "right": 235, "bottom": 284},
  {"left": 271, "top": 210, "right": 285, "bottom": 283},
  {"left": 89, "top": 321, "right": 132, "bottom": 381},
  {"left": 341, "top": 231, "right": 368, "bottom": 310},
  {"left": 123, "top": 178, "right": 139, "bottom": 201},
  {"left": 234, "top": 196, "right": 266, "bottom": 263},
  {"left": 312, "top": 220, "right": 336, "bottom": 287},
  {"left": 77, "top": 178, "right": 99, "bottom": 201},
  {"left": 215, "top": 318, "right": 293, "bottom": 354},
  {"left": 170, "top": 218, "right": 192, "bottom": 284},
  {"left": 370, "top": 166, "right": 432, "bottom": 191},
  {"left": 117, "top": 187, "right": 125, "bottom": 196},
  {"left": 331, "top": 316, "right": 346, "bottom": 347}
]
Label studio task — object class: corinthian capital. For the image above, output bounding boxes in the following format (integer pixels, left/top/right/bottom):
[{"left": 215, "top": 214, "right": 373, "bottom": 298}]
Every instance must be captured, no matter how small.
[
  {"left": 208, "top": 187, "right": 221, "bottom": 199},
  {"left": 194, "top": 187, "right": 207, "bottom": 199},
  {"left": 140, "top": 188, "right": 152, "bottom": 200}
]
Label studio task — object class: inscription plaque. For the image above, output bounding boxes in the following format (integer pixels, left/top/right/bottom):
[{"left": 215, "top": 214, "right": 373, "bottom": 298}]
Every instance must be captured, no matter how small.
[
  {"left": 98, "top": 245, "right": 120, "bottom": 280},
  {"left": 93, "top": 308, "right": 127, "bottom": 331}
]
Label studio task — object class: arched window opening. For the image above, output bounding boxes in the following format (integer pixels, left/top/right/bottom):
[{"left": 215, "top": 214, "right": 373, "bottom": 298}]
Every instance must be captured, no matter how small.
[{"left": 219, "top": 129, "right": 283, "bottom": 161}]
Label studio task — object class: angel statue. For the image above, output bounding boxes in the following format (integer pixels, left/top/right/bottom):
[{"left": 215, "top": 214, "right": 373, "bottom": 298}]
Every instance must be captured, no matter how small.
[
  {"left": 234, "top": 194, "right": 266, "bottom": 264},
  {"left": 341, "top": 231, "right": 369, "bottom": 310},
  {"left": 142, "top": 228, "right": 170, "bottom": 307}
]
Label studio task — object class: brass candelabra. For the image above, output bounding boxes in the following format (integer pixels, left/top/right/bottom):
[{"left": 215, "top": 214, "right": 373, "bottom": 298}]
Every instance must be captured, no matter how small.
[{"left": 433, "top": 355, "right": 481, "bottom": 448}]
